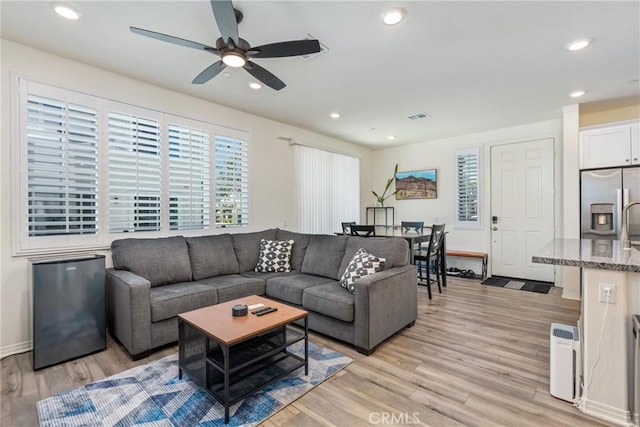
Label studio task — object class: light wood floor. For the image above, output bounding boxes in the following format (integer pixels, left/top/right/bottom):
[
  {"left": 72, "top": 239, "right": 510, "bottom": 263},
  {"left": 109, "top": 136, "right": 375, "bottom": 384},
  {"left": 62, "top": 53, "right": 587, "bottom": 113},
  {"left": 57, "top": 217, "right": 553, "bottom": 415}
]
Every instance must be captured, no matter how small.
[{"left": 1, "top": 278, "right": 611, "bottom": 427}]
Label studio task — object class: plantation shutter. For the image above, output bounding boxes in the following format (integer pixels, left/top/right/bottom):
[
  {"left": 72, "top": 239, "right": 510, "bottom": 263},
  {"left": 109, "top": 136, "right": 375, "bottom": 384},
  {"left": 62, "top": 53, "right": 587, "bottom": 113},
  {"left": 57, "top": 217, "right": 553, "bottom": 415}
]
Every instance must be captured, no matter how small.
[
  {"left": 168, "top": 123, "right": 211, "bottom": 230},
  {"left": 455, "top": 147, "right": 480, "bottom": 227},
  {"left": 26, "top": 94, "right": 99, "bottom": 237},
  {"left": 214, "top": 134, "right": 249, "bottom": 227},
  {"left": 108, "top": 112, "right": 162, "bottom": 233}
]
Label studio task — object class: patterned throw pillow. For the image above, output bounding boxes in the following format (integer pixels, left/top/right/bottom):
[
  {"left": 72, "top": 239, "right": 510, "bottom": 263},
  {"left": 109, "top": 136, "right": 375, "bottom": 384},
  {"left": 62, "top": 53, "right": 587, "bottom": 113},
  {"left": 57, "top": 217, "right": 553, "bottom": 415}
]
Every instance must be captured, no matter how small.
[
  {"left": 255, "top": 239, "right": 294, "bottom": 273},
  {"left": 340, "top": 248, "right": 386, "bottom": 294}
]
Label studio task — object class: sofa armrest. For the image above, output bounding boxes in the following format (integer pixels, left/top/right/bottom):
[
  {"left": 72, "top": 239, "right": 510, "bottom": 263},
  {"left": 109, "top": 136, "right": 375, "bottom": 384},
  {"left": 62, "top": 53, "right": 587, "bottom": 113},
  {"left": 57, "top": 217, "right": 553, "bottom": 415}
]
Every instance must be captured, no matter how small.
[
  {"left": 353, "top": 265, "right": 417, "bottom": 352},
  {"left": 106, "top": 268, "right": 152, "bottom": 357}
]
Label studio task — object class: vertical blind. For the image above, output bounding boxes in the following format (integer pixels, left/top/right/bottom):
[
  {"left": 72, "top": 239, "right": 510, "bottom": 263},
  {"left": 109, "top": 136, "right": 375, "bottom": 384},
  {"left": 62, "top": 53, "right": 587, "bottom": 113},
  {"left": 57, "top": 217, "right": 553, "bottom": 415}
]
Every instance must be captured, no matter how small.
[
  {"left": 215, "top": 135, "right": 249, "bottom": 227},
  {"left": 168, "top": 124, "right": 211, "bottom": 230},
  {"left": 294, "top": 145, "right": 359, "bottom": 234},
  {"left": 455, "top": 147, "right": 480, "bottom": 226},
  {"left": 26, "top": 94, "right": 99, "bottom": 236},
  {"left": 107, "top": 112, "right": 162, "bottom": 233}
]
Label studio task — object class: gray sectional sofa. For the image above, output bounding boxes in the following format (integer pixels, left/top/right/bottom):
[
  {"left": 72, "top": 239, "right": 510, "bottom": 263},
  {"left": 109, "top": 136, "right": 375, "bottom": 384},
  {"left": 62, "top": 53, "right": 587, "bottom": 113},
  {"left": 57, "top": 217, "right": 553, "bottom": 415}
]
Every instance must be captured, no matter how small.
[{"left": 106, "top": 228, "right": 417, "bottom": 359}]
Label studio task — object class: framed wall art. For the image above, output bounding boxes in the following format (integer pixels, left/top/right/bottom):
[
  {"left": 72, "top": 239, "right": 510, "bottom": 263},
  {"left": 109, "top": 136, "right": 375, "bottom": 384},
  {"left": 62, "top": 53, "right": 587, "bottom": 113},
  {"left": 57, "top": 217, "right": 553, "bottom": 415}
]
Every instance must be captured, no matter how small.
[{"left": 395, "top": 169, "right": 437, "bottom": 199}]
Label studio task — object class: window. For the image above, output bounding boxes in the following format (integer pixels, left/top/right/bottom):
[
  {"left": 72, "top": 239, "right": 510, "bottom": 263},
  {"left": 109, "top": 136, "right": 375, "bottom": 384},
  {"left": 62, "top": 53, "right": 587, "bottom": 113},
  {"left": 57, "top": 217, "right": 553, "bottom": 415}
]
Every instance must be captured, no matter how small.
[
  {"left": 15, "top": 78, "right": 250, "bottom": 254},
  {"left": 294, "top": 145, "right": 359, "bottom": 234},
  {"left": 107, "top": 110, "right": 162, "bottom": 233},
  {"left": 26, "top": 94, "right": 99, "bottom": 237},
  {"left": 168, "top": 123, "right": 211, "bottom": 230},
  {"left": 215, "top": 134, "right": 249, "bottom": 227},
  {"left": 455, "top": 147, "right": 481, "bottom": 229}
]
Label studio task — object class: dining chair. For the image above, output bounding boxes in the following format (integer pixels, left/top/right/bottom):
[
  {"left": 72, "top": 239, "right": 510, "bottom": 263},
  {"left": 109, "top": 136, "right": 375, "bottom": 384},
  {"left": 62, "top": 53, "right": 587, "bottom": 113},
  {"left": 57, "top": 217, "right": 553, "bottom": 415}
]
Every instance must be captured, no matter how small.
[
  {"left": 401, "top": 221, "right": 425, "bottom": 253},
  {"left": 401, "top": 221, "right": 424, "bottom": 233},
  {"left": 350, "top": 224, "right": 376, "bottom": 237},
  {"left": 414, "top": 223, "right": 446, "bottom": 299},
  {"left": 341, "top": 221, "right": 356, "bottom": 234}
]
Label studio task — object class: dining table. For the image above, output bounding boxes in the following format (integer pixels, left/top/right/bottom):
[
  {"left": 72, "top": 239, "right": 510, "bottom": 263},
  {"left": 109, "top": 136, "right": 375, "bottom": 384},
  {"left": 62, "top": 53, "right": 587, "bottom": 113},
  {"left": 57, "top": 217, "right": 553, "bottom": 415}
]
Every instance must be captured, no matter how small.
[{"left": 337, "top": 225, "right": 447, "bottom": 288}]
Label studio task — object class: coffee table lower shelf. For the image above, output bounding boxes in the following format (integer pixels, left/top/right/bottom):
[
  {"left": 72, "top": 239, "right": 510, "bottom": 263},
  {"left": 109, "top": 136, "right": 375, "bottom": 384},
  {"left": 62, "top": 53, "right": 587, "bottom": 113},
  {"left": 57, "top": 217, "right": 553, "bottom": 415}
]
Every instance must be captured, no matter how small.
[{"left": 178, "top": 320, "right": 308, "bottom": 423}]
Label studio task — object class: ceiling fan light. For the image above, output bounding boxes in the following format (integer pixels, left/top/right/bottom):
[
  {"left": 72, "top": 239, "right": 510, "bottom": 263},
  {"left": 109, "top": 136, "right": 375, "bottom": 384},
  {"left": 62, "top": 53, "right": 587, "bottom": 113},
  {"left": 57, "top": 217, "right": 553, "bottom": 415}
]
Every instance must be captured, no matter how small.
[
  {"left": 383, "top": 8, "right": 406, "bottom": 26},
  {"left": 222, "top": 52, "right": 246, "bottom": 68}
]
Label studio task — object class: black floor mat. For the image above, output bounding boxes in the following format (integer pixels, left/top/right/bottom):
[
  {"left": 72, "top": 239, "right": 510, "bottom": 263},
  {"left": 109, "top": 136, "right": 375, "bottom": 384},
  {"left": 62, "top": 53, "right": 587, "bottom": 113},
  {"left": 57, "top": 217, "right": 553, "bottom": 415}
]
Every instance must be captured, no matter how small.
[{"left": 481, "top": 276, "right": 553, "bottom": 294}]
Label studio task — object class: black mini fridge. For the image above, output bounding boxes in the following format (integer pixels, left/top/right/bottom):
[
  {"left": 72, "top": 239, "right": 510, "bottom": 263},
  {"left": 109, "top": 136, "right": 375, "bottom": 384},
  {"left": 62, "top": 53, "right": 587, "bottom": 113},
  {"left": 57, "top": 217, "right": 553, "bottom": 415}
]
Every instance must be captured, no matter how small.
[{"left": 31, "top": 254, "right": 106, "bottom": 370}]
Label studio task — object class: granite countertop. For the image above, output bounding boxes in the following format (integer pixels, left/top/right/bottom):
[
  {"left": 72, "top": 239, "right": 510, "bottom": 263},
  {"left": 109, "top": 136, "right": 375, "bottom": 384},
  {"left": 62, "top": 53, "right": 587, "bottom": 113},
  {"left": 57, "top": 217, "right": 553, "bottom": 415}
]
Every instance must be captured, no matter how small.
[{"left": 532, "top": 238, "right": 640, "bottom": 272}]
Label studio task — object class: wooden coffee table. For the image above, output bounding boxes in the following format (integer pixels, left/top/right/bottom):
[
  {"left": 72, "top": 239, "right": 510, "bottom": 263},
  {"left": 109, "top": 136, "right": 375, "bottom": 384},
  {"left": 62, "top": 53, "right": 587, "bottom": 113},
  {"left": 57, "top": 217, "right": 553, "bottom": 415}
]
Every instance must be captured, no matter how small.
[{"left": 177, "top": 295, "right": 308, "bottom": 423}]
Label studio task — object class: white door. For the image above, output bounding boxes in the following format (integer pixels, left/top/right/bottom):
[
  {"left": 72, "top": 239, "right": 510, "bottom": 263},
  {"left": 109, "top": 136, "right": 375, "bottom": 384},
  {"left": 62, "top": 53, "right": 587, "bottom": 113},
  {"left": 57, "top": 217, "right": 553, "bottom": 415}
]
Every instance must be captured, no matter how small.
[{"left": 491, "top": 138, "right": 555, "bottom": 282}]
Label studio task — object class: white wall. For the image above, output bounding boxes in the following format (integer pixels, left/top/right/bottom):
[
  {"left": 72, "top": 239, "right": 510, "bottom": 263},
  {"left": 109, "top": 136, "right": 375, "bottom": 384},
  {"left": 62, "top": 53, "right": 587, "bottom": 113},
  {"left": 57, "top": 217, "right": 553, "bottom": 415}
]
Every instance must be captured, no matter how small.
[
  {"left": 0, "top": 40, "right": 373, "bottom": 356},
  {"left": 372, "top": 120, "right": 563, "bottom": 275}
]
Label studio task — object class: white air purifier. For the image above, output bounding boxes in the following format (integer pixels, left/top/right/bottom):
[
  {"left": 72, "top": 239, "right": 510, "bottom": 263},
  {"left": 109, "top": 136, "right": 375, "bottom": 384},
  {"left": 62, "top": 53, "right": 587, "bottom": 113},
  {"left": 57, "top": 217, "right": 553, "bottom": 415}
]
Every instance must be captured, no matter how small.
[{"left": 550, "top": 323, "right": 581, "bottom": 402}]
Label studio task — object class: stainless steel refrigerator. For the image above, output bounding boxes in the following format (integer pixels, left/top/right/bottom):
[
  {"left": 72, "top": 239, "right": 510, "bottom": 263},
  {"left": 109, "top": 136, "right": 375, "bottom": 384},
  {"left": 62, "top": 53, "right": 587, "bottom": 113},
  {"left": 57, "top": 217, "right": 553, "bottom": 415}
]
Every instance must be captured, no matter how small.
[{"left": 580, "top": 166, "right": 640, "bottom": 243}]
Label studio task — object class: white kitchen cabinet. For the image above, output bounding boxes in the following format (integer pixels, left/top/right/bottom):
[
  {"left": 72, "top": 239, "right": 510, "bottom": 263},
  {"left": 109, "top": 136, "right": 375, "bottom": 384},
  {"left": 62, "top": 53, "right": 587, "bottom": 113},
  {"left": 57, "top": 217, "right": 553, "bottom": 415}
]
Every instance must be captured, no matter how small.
[{"left": 580, "top": 124, "right": 637, "bottom": 169}]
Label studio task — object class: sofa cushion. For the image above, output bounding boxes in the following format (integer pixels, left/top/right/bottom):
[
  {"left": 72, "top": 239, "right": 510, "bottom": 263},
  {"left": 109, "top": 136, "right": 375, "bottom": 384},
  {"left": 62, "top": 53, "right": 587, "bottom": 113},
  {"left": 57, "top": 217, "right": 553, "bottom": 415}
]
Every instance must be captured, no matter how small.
[
  {"left": 198, "top": 275, "right": 266, "bottom": 303},
  {"left": 302, "top": 284, "right": 355, "bottom": 322},
  {"left": 185, "top": 234, "right": 240, "bottom": 280},
  {"left": 338, "top": 236, "right": 408, "bottom": 278},
  {"left": 255, "top": 239, "right": 294, "bottom": 273},
  {"left": 340, "top": 248, "right": 385, "bottom": 294},
  {"left": 301, "top": 235, "right": 348, "bottom": 280},
  {"left": 150, "top": 282, "right": 218, "bottom": 322},
  {"left": 111, "top": 236, "right": 192, "bottom": 287},
  {"left": 276, "top": 230, "right": 311, "bottom": 270},
  {"left": 266, "top": 274, "right": 336, "bottom": 305},
  {"left": 231, "top": 229, "right": 278, "bottom": 273}
]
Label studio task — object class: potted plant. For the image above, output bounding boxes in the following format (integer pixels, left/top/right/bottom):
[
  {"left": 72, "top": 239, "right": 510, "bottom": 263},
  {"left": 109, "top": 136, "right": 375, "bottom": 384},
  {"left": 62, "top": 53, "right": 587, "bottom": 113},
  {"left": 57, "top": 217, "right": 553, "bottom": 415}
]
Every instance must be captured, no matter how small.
[{"left": 372, "top": 163, "right": 399, "bottom": 206}]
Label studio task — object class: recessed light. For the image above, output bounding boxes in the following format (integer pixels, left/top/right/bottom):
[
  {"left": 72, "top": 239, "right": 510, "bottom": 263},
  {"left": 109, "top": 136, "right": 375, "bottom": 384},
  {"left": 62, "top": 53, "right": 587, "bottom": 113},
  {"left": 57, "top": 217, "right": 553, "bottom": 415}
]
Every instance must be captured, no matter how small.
[
  {"left": 387, "top": 135, "right": 396, "bottom": 140},
  {"left": 383, "top": 8, "right": 406, "bottom": 26},
  {"left": 329, "top": 112, "right": 341, "bottom": 119},
  {"left": 570, "top": 90, "right": 586, "bottom": 98},
  {"left": 249, "top": 82, "right": 262, "bottom": 90},
  {"left": 566, "top": 38, "right": 591, "bottom": 51},
  {"left": 52, "top": 3, "right": 80, "bottom": 20}
]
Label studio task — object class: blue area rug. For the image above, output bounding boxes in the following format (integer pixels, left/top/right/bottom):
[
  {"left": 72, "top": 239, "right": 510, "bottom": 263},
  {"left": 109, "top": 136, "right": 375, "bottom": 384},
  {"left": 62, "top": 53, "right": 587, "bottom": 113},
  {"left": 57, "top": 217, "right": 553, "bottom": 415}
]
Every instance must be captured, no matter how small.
[{"left": 37, "top": 341, "right": 351, "bottom": 426}]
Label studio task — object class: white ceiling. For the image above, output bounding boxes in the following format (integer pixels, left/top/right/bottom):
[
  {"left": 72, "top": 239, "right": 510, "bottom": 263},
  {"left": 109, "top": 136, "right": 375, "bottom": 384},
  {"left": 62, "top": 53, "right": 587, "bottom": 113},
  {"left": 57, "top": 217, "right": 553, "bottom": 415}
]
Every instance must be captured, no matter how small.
[{"left": 2, "top": 1, "right": 639, "bottom": 149}]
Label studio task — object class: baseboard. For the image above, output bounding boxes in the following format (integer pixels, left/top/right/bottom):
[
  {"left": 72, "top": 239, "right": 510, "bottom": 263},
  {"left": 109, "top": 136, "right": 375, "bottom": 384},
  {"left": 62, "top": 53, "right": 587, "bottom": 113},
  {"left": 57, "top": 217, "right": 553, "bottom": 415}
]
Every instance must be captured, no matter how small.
[
  {"left": 561, "top": 289, "right": 581, "bottom": 301},
  {"left": 582, "top": 398, "right": 632, "bottom": 426},
  {"left": 0, "top": 340, "right": 32, "bottom": 359}
]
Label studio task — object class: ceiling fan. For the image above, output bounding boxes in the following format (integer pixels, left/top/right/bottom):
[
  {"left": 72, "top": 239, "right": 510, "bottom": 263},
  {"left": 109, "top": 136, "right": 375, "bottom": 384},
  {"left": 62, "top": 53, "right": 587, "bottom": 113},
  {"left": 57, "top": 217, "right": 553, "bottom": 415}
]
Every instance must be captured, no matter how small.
[{"left": 130, "top": 0, "right": 321, "bottom": 90}]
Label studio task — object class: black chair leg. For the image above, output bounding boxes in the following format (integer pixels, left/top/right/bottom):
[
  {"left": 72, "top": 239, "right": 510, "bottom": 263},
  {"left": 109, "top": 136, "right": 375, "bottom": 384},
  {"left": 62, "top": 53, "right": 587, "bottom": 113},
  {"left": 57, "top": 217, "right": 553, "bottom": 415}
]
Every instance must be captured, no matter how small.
[{"left": 435, "top": 258, "right": 442, "bottom": 293}]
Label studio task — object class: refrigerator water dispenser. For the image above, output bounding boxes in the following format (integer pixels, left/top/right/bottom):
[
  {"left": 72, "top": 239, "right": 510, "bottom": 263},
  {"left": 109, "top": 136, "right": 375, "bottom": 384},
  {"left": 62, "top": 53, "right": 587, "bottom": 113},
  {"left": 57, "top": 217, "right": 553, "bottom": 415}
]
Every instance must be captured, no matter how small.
[{"left": 590, "top": 203, "right": 614, "bottom": 234}]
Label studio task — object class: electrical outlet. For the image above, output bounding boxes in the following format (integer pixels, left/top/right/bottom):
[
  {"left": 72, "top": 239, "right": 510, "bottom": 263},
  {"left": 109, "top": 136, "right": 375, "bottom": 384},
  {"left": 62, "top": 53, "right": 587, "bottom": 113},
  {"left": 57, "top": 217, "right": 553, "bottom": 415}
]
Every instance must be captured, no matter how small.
[{"left": 598, "top": 283, "right": 616, "bottom": 304}]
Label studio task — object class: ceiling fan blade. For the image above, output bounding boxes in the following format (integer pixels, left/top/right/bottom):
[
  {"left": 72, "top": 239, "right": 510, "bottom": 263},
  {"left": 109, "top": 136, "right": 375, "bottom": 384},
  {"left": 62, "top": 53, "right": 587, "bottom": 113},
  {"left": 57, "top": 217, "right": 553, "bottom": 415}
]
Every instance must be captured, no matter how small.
[
  {"left": 250, "top": 40, "right": 321, "bottom": 58},
  {"left": 210, "top": 0, "right": 239, "bottom": 46},
  {"left": 192, "top": 61, "right": 227, "bottom": 84},
  {"left": 130, "top": 26, "right": 216, "bottom": 52},
  {"left": 244, "top": 61, "right": 286, "bottom": 90}
]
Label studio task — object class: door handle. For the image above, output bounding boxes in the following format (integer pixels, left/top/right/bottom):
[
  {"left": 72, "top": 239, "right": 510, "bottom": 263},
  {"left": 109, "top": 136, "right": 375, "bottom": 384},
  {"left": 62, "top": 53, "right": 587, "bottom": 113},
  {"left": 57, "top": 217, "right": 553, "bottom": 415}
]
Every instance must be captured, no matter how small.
[{"left": 492, "top": 226, "right": 498, "bottom": 231}]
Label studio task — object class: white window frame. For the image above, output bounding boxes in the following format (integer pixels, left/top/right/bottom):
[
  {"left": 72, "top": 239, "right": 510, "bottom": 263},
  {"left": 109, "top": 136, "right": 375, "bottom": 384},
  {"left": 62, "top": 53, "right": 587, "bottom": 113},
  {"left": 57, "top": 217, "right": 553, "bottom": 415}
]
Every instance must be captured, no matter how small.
[
  {"left": 15, "top": 79, "right": 107, "bottom": 253},
  {"left": 214, "top": 128, "right": 250, "bottom": 228},
  {"left": 105, "top": 101, "right": 164, "bottom": 235},
  {"left": 13, "top": 77, "right": 250, "bottom": 255},
  {"left": 454, "top": 146, "right": 481, "bottom": 229},
  {"left": 166, "top": 117, "right": 214, "bottom": 231}
]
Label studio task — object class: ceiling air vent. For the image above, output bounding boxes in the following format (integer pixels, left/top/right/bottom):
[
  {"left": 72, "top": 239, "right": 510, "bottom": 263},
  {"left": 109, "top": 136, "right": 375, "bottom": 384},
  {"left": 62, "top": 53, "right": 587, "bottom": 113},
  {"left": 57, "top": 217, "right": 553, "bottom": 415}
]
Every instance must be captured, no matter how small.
[
  {"left": 299, "top": 34, "right": 328, "bottom": 60},
  {"left": 408, "top": 112, "right": 431, "bottom": 120}
]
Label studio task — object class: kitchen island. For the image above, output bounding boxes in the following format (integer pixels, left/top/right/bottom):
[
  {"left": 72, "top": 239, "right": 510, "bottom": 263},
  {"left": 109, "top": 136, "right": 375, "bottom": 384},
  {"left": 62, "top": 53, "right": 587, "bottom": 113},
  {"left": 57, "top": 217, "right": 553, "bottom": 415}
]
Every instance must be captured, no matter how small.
[{"left": 533, "top": 238, "right": 640, "bottom": 426}]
